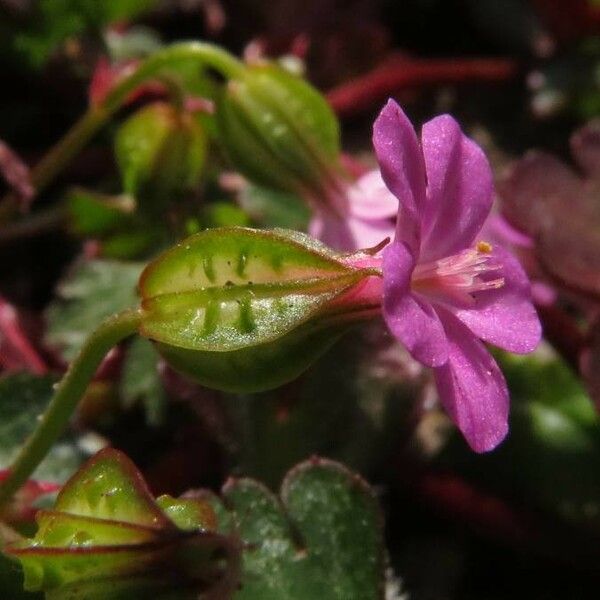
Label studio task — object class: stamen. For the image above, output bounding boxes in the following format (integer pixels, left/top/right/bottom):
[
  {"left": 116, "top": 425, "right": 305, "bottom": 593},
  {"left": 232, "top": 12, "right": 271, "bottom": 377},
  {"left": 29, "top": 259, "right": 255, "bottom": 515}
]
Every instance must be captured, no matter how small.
[
  {"left": 412, "top": 241, "right": 504, "bottom": 304},
  {"left": 476, "top": 240, "right": 493, "bottom": 254}
]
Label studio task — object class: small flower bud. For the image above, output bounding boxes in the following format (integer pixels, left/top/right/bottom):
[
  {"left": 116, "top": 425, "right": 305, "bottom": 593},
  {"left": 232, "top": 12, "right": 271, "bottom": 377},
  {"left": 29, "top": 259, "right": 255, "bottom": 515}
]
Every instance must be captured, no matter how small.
[
  {"left": 115, "top": 101, "right": 207, "bottom": 214},
  {"left": 216, "top": 63, "right": 343, "bottom": 202}
]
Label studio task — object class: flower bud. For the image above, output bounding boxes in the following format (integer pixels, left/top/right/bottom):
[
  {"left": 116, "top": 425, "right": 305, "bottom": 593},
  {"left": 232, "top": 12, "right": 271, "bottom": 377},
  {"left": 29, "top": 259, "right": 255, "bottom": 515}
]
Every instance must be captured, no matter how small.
[
  {"left": 216, "top": 63, "right": 343, "bottom": 202},
  {"left": 115, "top": 101, "right": 207, "bottom": 214},
  {"left": 137, "top": 227, "right": 380, "bottom": 392},
  {"left": 7, "top": 448, "right": 239, "bottom": 597}
]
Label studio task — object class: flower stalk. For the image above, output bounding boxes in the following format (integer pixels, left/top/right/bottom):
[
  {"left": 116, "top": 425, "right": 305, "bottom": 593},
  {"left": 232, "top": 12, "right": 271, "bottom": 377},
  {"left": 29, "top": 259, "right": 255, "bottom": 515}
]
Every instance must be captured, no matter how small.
[
  {"left": 0, "top": 42, "right": 244, "bottom": 223},
  {"left": 0, "top": 308, "right": 142, "bottom": 507}
]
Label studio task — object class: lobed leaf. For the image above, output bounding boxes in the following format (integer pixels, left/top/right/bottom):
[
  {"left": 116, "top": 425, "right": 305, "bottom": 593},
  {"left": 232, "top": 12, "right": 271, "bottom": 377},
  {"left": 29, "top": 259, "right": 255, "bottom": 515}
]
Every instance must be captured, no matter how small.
[
  {"left": 0, "top": 372, "right": 87, "bottom": 483},
  {"left": 215, "top": 458, "right": 385, "bottom": 600},
  {"left": 45, "top": 259, "right": 143, "bottom": 361}
]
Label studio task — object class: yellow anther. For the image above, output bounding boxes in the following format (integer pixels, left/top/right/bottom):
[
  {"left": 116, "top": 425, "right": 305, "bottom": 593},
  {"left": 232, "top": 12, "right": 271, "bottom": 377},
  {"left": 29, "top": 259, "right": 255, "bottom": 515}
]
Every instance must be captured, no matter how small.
[{"left": 476, "top": 241, "right": 493, "bottom": 254}]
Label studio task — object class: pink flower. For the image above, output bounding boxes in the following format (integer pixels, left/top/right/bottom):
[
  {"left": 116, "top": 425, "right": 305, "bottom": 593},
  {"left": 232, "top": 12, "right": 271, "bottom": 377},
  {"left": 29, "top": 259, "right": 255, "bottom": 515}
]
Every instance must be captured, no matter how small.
[
  {"left": 308, "top": 168, "right": 397, "bottom": 251},
  {"left": 374, "top": 100, "right": 541, "bottom": 452}
]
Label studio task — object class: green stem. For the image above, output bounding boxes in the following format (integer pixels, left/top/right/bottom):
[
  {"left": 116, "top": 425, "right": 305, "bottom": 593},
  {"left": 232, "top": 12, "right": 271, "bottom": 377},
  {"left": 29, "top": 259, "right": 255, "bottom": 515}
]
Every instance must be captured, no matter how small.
[
  {"left": 0, "top": 308, "right": 143, "bottom": 507},
  {"left": 0, "top": 42, "right": 244, "bottom": 222}
]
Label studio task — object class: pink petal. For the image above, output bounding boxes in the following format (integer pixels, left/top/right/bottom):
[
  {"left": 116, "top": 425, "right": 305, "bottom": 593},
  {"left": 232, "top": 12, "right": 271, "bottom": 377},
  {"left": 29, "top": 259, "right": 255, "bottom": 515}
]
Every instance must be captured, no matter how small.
[
  {"left": 481, "top": 212, "right": 534, "bottom": 249},
  {"left": 347, "top": 169, "right": 399, "bottom": 219},
  {"left": 448, "top": 245, "right": 541, "bottom": 354},
  {"left": 309, "top": 211, "right": 393, "bottom": 251},
  {"left": 420, "top": 115, "right": 493, "bottom": 262},
  {"left": 382, "top": 242, "right": 448, "bottom": 367},
  {"left": 434, "top": 310, "right": 509, "bottom": 453},
  {"left": 346, "top": 216, "right": 394, "bottom": 251},
  {"left": 372, "top": 99, "right": 426, "bottom": 253}
]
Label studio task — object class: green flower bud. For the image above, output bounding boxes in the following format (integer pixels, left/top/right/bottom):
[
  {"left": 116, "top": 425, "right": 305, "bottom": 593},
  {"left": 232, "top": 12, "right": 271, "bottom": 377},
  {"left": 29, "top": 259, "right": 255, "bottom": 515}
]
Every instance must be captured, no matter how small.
[
  {"left": 216, "top": 63, "right": 343, "bottom": 201},
  {"left": 115, "top": 101, "right": 207, "bottom": 213},
  {"left": 6, "top": 448, "right": 238, "bottom": 598},
  {"left": 137, "top": 227, "right": 380, "bottom": 392}
]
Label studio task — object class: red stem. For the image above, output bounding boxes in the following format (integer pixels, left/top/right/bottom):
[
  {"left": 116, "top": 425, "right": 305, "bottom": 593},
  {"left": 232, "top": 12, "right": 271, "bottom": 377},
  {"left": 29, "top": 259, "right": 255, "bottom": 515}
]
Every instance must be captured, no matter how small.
[{"left": 327, "top": 55, "right": 518, "bottom": 117}]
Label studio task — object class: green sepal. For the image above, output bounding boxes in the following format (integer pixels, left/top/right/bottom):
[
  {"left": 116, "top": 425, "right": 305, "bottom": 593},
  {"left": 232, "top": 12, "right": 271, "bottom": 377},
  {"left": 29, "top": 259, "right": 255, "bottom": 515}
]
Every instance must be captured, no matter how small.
[
  {"left": 50, "top": 449, "right": 172, "bottom": 529},
  {"left": 156, "top": 495, "right": 217, "bottom": 532},
  {"left": 156, "top": 320, "right": 349, "bottom": 393},
  {"left": 4, "top": 449, "right": 237, "bottom": 597},
  {"left": 139, "top": 227, "right": 376, "bottom": 351},
  {"left": 138, "top": 227, "right": 379, "bottom": 392}
]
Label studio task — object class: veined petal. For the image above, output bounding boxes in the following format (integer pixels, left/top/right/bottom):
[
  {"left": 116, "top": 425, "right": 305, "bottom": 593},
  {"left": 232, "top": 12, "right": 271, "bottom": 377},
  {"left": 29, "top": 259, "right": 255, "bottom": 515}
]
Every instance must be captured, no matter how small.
[
  {"left": 449, "top": 245, "right": 542, "bottom": 353},
  {"left": 434, "top": 309, "right": 509, "bottom": 453},
  {"left": 382, "top": 242, "right": 448, "bottom": 367},
  {"left": 347, "top": 169, "right": 399, "bottom": 219},
  {"left": 373, "top": 99, "right": 426, "bottom": 253},
  {"left": 420, "top": 115, "right": 493, "bottom": 262}
]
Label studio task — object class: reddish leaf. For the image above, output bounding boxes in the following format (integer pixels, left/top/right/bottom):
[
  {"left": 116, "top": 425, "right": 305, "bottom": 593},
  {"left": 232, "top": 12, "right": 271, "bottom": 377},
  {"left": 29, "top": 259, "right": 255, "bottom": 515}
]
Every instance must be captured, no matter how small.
[{"left": 499, "top": 123, "right": 600, "bottom": 298}]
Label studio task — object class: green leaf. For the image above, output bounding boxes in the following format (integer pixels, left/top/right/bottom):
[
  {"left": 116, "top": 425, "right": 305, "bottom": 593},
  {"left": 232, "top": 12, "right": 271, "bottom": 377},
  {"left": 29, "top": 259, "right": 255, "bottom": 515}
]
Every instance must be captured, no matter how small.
[
  {"left": 45, "top": 259, "right": 143, "bottom": 361},
  {"left": 119, "top": 337, "right": 166, "bottom": 426},
  {"left": 219, "top": 458, "right": 385, "bottom": 599},
  {"left": 139, "top": 227, "right": 374, "bottom": 352},
  {"left": 0, "top": 373, "right": 86, "bottom": 483},
  {"left": 66, "top": 189, "right": 134, "bottom": 237},
  {"left": 15, "top": 0, "right": 158, "bottom": 67}
]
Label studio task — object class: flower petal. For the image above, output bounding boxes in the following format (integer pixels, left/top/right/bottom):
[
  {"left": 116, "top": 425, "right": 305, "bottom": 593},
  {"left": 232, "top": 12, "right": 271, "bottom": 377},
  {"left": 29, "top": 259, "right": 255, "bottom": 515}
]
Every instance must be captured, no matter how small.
[
  {"left": 481, "top": 212, "right": 533, "bottom": 249},
  {"left": 372, "top": 99, "right": 426, "bottom": 253},
  {"left": 434, "top": 310, "right": 509, "bottom": 453},
  {"left": 309, "top": 211, "right": 393, "bottom": 251},
  {"left": 448, "top": 245, "right": 542, "bottom": 354},
  {"left": 347, "top": 169, "right": 399, "bottom": 219},
  {"left": 382, "top": 241, "right": 448, "bottom": 367},
  {"left": 420, "top": 115, "right": 493, "bottom": 261}
]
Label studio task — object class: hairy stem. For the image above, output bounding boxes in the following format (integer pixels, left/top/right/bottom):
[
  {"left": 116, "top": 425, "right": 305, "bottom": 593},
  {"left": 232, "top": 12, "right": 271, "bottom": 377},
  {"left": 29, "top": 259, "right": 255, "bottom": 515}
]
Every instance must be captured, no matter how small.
[
  {"left": 0, "top": 42, "right": 244, "bottom": 222},
  {"left": 0, "top": 308, "right": 143, "bottom": 507}
]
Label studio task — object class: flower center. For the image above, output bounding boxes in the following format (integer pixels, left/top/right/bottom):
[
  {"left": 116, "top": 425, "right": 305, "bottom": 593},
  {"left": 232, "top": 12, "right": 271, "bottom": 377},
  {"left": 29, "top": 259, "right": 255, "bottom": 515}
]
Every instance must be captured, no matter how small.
[{"left": 412, "top": 241, "right": 504, "bottom": 304}]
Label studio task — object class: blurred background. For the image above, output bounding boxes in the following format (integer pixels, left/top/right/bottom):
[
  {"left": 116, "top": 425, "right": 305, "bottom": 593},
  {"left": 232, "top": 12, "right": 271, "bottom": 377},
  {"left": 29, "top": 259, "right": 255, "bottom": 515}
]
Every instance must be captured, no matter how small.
[{"left": 0, "top": 1, "right": 599, "bottom": 598}]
